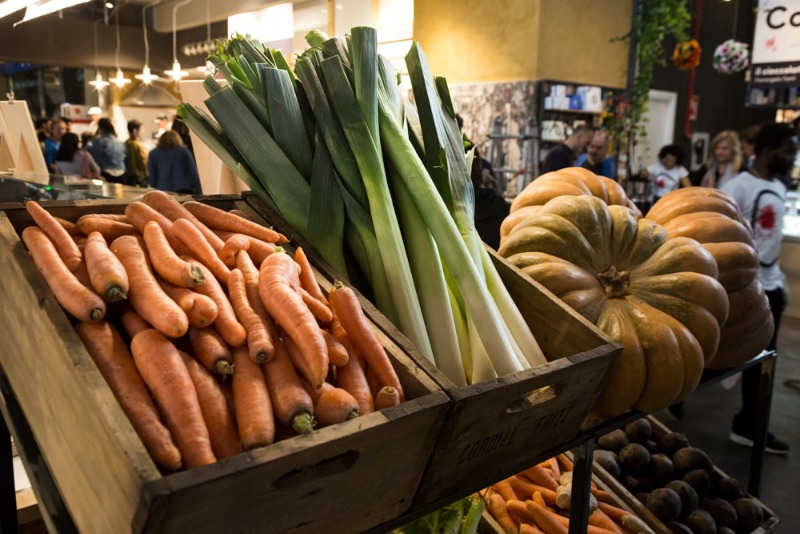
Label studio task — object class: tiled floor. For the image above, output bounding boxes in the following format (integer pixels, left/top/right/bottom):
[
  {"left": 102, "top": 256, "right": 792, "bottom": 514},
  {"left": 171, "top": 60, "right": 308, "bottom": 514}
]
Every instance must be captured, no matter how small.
[{"left": 653, "top": 315, "right": 800, "bottom": 533}]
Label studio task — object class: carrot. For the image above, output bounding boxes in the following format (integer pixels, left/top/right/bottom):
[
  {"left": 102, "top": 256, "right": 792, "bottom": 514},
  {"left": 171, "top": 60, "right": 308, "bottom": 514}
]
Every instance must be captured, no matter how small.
[
  {"left": 228, "top": 269, "right": 274, "bottom": 363},
  {"left": 84, "top": 231, "right": 129, "bottom": 303},
  {"left": 321, "top": 329, "right": 349, "bottom": 367},
  {"left": 520, "top": 465, "right": 558, "bottom": 491},
  {"left": 72, "top": 257, "right": 92, "bottom": 288},
  {"left": 520, "top": 525, "right": 543, "bottom": 534},
  {"left": 22, "top": 226, "right": 105, "bottom": 322},
  {"left": 303, "top": 379, "right": 332, "bottom": 405},
  {"left": 329, "top": 283, "right": 403, "bottom": 401},
  {"left": 143, "top": 221, "right": 205, "bottom": 287},
  {"left": 158, "top": 279, "right": 218, "bottom": 328},
  {"left": 549, "top": 457, "right": 561, "bottom": 481},
  {"left": 524, "top": 501, "right": 568, "bottom": 534},
  {"left": 130, "top": 329, "right": 216, "bottom": 469},
  {"left": 187, "top": 327, "right": 234, "bottom": 376},
  {"left": 492, "top": 479, "right": 517, "bottom": 502},
  {"left": 262, "top": 335, "right": 316, "bottom": 434},
  {"left": 556, "top": 454, "right": 573, "bottom": 473},
  {"left": 487, "top": 494, "right": 517, "bottom": 532},
  {"left": 596, "top": 502, "right": 628, "bottom": 523},
  {"left": 216, "top": 231, "right": 275, "bottom": 266},
  {"left": 172, "top": 218, "right": 231, "bottom": 285},
  {"left": 507, "top": 499, "right": 537, "bottom": 524},
  {"left": 282, "top": 333, "right": 326, "bottom": 395},
  {"left": 510, "top": 476, "right": 553, "bottom": 504},
  {"left": 125, "top": 201, "right": 191, "bottom": 257},
  {"left": 182, "top": 200, "right": 288, "bottom": 244},
  {"left": 532, "top": 491, "right": 548, "bottom": 508},
  {"left": 141, "top": 191, "right": 225, "bottom": 250},
  {"left": 259, "top": 250, "right": 328, "bottom": 389},
  {"left": 588, "top": 510, "right": 623, "bottom": 534},
  {"left": 25, "top": 201, "right": 82, "bottom": 272},
  {"left": 75, "top": 322, "right": 181, "bottom": 471},
  {"left": 229, "top": 209, "right": 253, "bottom": 221},
  {"left": 183, "top": 259, "right": 246, "bottom": 347},
  {"left": 121, "top": 308, "right": 151, "bottom": 338},
  {"left": 542, "top": 510, "right": 617, "bottom": 534},
  {"left": 218, "top": 234, "right": 250, "bottom": 269},
  {"left": 315, "top": 387, "right": 359, "bottom": 426},
  {"left": 231, "top": 346, "right": 274, "bottom": 449},
  {"left": 179, "top": 350, "right": 242, "bottom": 459},
  {"left": 55, "top": 216, "right": 80, "bottom": 236},
  {"left": 77, "top": 213, "right": 129, "bottom": 224},
  {"left": 76, "top": 217, "right": 137, "bottom": 241},
  {"left": 301, "top": 287, "right": 333, "bottom": 324},
  {"left": 374, "top": 386, "right": 401, "bottom": 410},
  {"left": 235, "top": 250, "right": 276, "bottom": 330},
  {"left": 294, "top": 247, "right": 326, "bottom": 304},
  {"left": 592, "top": 490, "right": 612, "bottom": 503},
  {"left": 110, "top": 236, "right": 188, "bottom": 338},
  {"left": 366, "top": 366, "right": 382, "bottom": 399},
  {"left": 335, "top": 350, "right": 373, "bottom": 417}
]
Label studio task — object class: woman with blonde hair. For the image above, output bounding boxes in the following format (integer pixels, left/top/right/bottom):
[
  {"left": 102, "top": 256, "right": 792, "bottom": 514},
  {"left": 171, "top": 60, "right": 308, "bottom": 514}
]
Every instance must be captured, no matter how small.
[{"left": 694, "top": 130, "right": 743, "bottom": 188}]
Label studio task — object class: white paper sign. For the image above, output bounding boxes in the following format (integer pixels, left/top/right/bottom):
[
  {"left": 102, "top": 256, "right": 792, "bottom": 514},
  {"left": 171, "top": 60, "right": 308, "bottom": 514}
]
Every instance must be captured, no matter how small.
[{"left": 751, "top": 0, "right": 800, "bottom": 87}]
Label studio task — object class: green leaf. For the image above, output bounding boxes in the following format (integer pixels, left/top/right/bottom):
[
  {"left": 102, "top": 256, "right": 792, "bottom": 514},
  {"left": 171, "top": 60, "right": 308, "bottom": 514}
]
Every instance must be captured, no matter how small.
[
  {"left": 231, "top": 79, "right": 272, "bottom": 135},
  {"left": 263, "top": 68, "right": 314, "bottom": 181},
  {"left": 305, "top": 29, "right": 329, "bottom": 49},
  {"left": 307, "top": 135, "right": 348, "bottom": 276},
  {"left": 351, "top": 27, "right": 379, "bottom": 149}
]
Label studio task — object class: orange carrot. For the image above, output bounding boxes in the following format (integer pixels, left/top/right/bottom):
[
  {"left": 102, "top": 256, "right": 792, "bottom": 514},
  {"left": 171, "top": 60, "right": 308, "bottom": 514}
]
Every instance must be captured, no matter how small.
[
  {"left": 520, "top": 465, "right": 559, "bottom": 491},
  {"left": 301, "top": 287, "right": 333, "bottom": 324},
  {"left": 125, "top": 201, "right": 191, "bottom": 257},
  {"left": 158, "top": 279, "right": 218, "bottom": 328},
  {"left": 321, "top": 329, "right": 349, "bottom": 367},
  {"left": 218, "top": 234, "right": 251, "bottom": 269},
  {"left": 259, "top": 250, "right": 328, "bottom": 389},
  {"left": 375, "top": 386, "right": 401, "bottom": 410},
  {"left": 303, "top": 379, "right": 332, "bottom": 405},
  {"left": 231, "top": 346, "right": 274, "bottom": 449},
  {"left": 556, "top": 454, "right": 573, "bottom": 472},
  {"left": 235, "top": 251, "right": 274, "bottom": 328},
  {"left": 172, "top": 218, "right": 231, "bottom": 285},
  {"left": 76, "top": 217, "right": 137, "bottom": 241},
  {"left": 229, "top": 209, "right": 253, "bottom": 221},
  {"left": 75, "top": 321, "right": 181, "bottom": 471},
  {"left": 22, "top": 226, "right": 105, "bottom": 322},
  {"left": 366, "top": 366, "right": 381, "bottom": 399},
  {"left": 179, "top": 350, "right": 242, "bottom": 459},
  {"left": 228, "top": 268, "right": 274, "bottom": 363},
  {"left": 55, "top": 216, "right": 80, "bottom": 236},
  {"left": 329, "top": 283, "right": 403, "bottom": 401},
  {"left": 73, "top": 256, "right": 92, "bottom": 288},
  {"left": 592, "top": 490, "right": 612, "bottom": 503},
  {"left": 182, "top": 200, "right": 288, "bottom": 244},
  {"left": 549, "top": 457, "right": 561, "bottom": 481},
  {"left": 141, "top": 191, "right": 225, "bottom": 250},
  {"left": 335, "top": 350, "right": 373, "bottom": 418},
  {"left": 532, "top": 491, "right": 548, "bottom": 508},
  {"left": 525, "top": 501, "right": 568, "bottom": 534},
  {"left": 487, "top": 494, "right": 517, "bottom": 532},
  {"left": 131, "top": 329, "right": 216, "bottom": 469},
  {"left": 588, "top": 510, "right": 623, "bottom": 534},
  {"left": 510, "top": 476, "right": 550, "bottom": 503},
  {"left": 597, "top": 502, "right": 628, "bottom": 523},
  {"left": 544, "top": 511, "right": 617, "bottom": 534},
  {"left": 186, "top": 259, "right": 246, "bottom": 347},
  {"left": 110, "top": 236, "right": 188, "bottom": 338},
  {"left": 262, "top": 335, "right": 316, "bottom": 434},
  {"left": 315, "top": 386, "right": 359, "bottom": 425},
  {"left": 216, "top": 230, "right": 275, "bottom": 266},
  {"left": 187, "top": 327, "right": 234, "bottom": 376},
  {"left": 520, "top": 525, "right": 543, "bottom": 534},
  {"left": 84, "top": 231, "right": 129, "bottom": 303},
  {"left": 143, "top": 221, "right": 205, "bottom": 287},
  {"left": 294, "top": 247, "right": 326, "bottom": 303},
  {"left": 492, "top": 479, "right": 517, "bottom": 502},
  {"left": 282, "top": 333, "right": 325, "bottom": 395},
  {"left": 121, "top": 308, "right": 151, "bottom": 338},
  {"left": 76, "top": 213, "right": 129, "bottom": 224},
  {"left": 507, "top": 499, "right": 537, "bottom": 524},
  {"left": 25, "top": 201, "right": 82, "bottom": 272}
]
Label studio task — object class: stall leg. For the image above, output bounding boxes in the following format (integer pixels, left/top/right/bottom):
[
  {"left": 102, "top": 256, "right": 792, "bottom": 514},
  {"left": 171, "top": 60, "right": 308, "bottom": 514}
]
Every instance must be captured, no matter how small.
[
  {"left": 0, "top": 417, "right": 17, "bottom": 534},
  {"left": 569, "top": 440, "right": 594, "bottom": 534},
  {"left": 748, "top": 355, "right": 776, "bottom": 497}
]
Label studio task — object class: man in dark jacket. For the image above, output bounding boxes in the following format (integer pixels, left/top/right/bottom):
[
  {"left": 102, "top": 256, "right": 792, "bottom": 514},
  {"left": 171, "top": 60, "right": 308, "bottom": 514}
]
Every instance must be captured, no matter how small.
[{"left": 541, "top": 124, "right": 594, "bottom": 174}]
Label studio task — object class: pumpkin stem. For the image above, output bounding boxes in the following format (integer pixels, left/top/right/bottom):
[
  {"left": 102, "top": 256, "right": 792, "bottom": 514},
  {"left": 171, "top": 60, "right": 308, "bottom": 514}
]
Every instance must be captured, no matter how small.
[{"left": 597, "top": 266, "right": 630, "bottom": 298}]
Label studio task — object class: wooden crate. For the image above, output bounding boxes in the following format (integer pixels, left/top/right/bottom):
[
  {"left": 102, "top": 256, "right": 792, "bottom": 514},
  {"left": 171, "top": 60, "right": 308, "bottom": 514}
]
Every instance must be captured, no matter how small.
[
  {"left": 592, "top": 416, "right": 780, "bottom": 534},
  {"left": 0, "top": 197, "right": 450, "bottom": 534},
  {"left": 244, "top": 193, "right": 623, "bottom": 509}
]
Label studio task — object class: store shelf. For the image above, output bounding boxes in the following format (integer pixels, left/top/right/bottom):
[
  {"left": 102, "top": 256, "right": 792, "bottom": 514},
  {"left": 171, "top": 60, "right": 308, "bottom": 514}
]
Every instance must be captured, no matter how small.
[{"left": 542, "top": 108, "right": 602, "bottom": 115}]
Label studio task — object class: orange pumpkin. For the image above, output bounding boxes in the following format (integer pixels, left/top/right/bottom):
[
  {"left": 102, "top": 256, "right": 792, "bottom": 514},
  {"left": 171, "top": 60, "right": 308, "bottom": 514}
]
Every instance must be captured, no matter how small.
[{"left": 499, "top": 195, "right": 728, "bottom": 416}]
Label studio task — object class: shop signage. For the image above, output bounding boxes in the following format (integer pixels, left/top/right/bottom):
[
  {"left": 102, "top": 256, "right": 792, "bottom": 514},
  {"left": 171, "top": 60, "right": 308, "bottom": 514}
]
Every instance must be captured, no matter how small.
[
  {"left": 688, "top": 95, "right": 699, "bottom": 121},
  {"left": 750, "top": 0, "right": 800, "bottom": 87}
]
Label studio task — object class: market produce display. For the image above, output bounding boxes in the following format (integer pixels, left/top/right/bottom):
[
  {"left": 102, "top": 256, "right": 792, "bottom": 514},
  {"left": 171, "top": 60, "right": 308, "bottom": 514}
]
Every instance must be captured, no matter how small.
[
  {"left": 646, "top": 188, "right": 774, "bottom": 369},
  {"left": 395, "top": 495, "right": 484, "bottom": 534},
  {"left": 594, "top": 418, "right": 771, "bottom": 534},
  {"left": 19, "top": 194, "right": 405, "bottom": 471},
  {"left": 180, "top": 27, "right": 546, "bottom": 387},
  {"left": 498, "top": 195, "right": 729, "bottom": 417}
]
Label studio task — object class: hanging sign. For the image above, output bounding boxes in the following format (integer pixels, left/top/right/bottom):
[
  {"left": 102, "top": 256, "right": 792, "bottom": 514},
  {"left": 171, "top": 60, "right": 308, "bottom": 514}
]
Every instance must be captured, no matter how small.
[
  {"left": 688, "top": 95, "right": 700, "bottom": 121},
  {"left": 750, "top": 0, "right": 800, "bottom": 87}
]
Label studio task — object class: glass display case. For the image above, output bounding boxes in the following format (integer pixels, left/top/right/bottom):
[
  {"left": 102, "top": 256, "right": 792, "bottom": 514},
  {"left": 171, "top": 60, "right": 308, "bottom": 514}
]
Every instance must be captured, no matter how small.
[
  {"left": 0, "top": 172, "right": 146, "bottom": 203},
  {"left": 783, "top": 190, "right": 800, "bottom": 240}
]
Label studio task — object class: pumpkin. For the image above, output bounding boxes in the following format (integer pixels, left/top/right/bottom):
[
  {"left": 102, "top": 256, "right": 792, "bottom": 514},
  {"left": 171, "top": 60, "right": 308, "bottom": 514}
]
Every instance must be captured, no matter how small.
[
  {"left": 647, "top": 188, "right": 773, "bottom": 368},
  {"left": 501, "top": 167, "right": 641, "bottom": 241},
  {"left": 499, "top": 195, "right": 728, "bottom": 416}
]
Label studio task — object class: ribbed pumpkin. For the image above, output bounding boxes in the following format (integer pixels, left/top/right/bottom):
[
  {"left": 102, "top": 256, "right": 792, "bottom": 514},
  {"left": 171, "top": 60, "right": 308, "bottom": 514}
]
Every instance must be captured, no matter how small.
[
  {"left": 501, "top": 167, "right": 641, "bottom": 242},
  {"left": 647, "top": 187, "right": 774, "bottom": 368},
  {"left": 499, "top": 195, "right": 728, "bottom": 416}
]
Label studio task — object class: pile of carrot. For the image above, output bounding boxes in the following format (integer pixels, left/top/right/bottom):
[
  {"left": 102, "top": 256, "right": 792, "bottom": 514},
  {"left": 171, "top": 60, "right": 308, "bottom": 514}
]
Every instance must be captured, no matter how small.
[
  {"left": 21, "top": 192, "right": 406, "bottom": 472},
  {"left": 482, "top": 453, "right": 651, "bottom": 534}
]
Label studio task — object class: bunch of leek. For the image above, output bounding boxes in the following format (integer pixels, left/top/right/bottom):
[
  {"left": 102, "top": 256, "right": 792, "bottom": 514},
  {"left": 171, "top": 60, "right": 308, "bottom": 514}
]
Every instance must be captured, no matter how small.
[
  {"left": 179, "top": 28, "right": 545, "bottom": 386},
  {"left": 394, "top": 494, "right": 484, "bottom": 534}
]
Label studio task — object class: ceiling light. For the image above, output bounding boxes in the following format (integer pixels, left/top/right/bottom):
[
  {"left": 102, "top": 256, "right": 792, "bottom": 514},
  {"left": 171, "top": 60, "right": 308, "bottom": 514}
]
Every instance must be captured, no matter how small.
[
  {"left": 136, "top": 1, "right": 162, "bottom": 85},
  {"left": 135, "top": 65, "right": 159, "bottom": 84},
  {"left": 109, "top": 68, "right": 130, "bottom": 88},
  {"left": 165, "top": 60, "right": 188, "bottom": 81},
  {"left": 13, "top": 0, "right": 90, "bottom": 25},
  {"left": 105, "top": 2, "right": 112, "bottom": 7},
  {"left": 0, "top": 0, "right": 36, "bottom": 19},
  {"left": 164, "top": 0, "right": 192, "bottom": 82},
  {"left": 89, "top": 71, "right": 110, "bottom": 90},
  {"left": 110, "top": 2, "right": 129, "bottom": 87}
]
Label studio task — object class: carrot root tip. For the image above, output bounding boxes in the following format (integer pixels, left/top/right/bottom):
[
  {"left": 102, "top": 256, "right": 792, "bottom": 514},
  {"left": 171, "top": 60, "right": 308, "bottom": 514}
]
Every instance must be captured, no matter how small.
[
  {"left": 215, "top": 361, "right": 235, "bottom": 376},
  {"left": 190, "top": 266, "right": 206, "bottom": 285},
  {"left": 90, "top": 308, "right": 106, "bottom": 321},
  {"left": 291, "top": 412, "right": 316, "bottom": 435},
  {"left": 346, "top": 410, "right": 359, "bottom": 420},
  {"left": 105, "top": 286, "right": 127, "bottom": 303}
]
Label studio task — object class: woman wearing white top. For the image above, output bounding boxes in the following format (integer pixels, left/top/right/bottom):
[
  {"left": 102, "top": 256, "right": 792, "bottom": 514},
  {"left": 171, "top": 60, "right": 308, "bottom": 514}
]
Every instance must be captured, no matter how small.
[
  {"left": 694, "top": 130, "right": 743, "bottom": 189},
  {"left": 53, "top": 132, "right": 101, "bottom": 179},
  {"left": 646, "top": 144, "right": 690, "bottom": 201}
]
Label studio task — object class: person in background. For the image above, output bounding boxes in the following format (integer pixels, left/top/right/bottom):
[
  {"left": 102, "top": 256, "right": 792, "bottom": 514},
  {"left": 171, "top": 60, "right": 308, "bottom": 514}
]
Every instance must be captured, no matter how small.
[
  {"left": 170, "top": 117, "right": 195, "bottom": 162},
  {"left": 80, "top": 131, "right": 95, "bottom": 150},
  {"left": 576, "top": 130, "right": 616, "bottom": 179},
  {"left": 35, "top": 117, "right": 50, "bottom": 143},
  {"left": 541, "top": 124, "right": 594, "bottom": 174},
  {"left": 646, "top": 144, "right": 689, "bottom": 201},
  {"left": 470, "top": 148, "right": 509, "bottom": 250},
  {"left": 740, "top": 124, "right": 760, "bottom": 168},
  {"left": 62, "top": 117, "right": 73, "bottom": 133},
  {"left": 125, "top": 120, "right": 148, "bottom": 187},
  {"left": 693, "top": 130, "right": 743, "bottom": 188},
  {"left": 153, "top": 113, "right": 169, "bottom": 142},
  {"left": 147, "top": 130, "right": 202, "bottom": 195},
  {"left": 87, "top": 118, "right": 127, "bottom": 184},
  {"left": 86, "top": 107, "right": 103, "bottom": 135},
  {"left": 53, "top": 132, "right": 101, "bottom": 179},
  {"left": 721, "top": 122, "right": 797, "bottom": 455},
  {"left": 43, "top": 118, "right": 66, "bottom": 172}
]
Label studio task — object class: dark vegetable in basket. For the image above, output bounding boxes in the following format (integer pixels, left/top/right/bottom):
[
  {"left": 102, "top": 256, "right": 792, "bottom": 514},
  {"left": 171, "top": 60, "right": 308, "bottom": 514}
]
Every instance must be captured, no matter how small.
[
  {"left": 732, "top": 498, "right": 764, "bottom": 532},
  {"left": 593, "top": 450, "right": 621, "bottom": 479},
  {"left": 704, "top": 498, "right": 737, "bottom": 528},
  {"left": 659, "top": 432, "right": 690, "bottom": 456},
  {"left": 624, "top": 418, "right": 652, "bottom": 444},
  {"left": 598, "top": 429, "right": 629, "bottom": 452},
  {"left": 620, "top": 443, "right": 651, "bottom": 472},
  {"left": 673, "top": 447, "right": 713, "bottom": 475},
  {"left": 685, "top": 509, "right": 716, "bottom": 534},
  {"left": 683, "top": 469, "right": 711, "bottom": 498},
  {"left": 665, "top": 480, "right": 699, "bottom": 519},
  {"left": 647, "top": 488, "right": 682, "bottom": 522}
]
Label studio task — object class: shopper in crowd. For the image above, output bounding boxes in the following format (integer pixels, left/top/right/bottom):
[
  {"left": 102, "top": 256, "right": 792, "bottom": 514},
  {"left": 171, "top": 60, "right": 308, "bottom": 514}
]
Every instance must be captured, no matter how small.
[
  {"left": 645, "top": 144, "right": 689, "bottom": 201},
  {"left": 692, "top": 130, "right": 742, "bottom": 188},
  {"left": 62, "top": 117, "right": 73, "bottom": 133},
  {"left": 43, "top": 118, "right": 67, "bottom": 172},
  {"left": 81, "top": 131, "right": 95, "bottom": 150},
  {"left": 34, "top": 117, "right": 50, "bottom": 143},
  {"left": 471, "top": 148, "right": 509, "bottom": 250},
  {"left": 153, "top": 113, "right": 170, "bottom": 142},
  {"left": 87, "top": 118, "right": 127, "bottom": 184},
  {"left": 124, "top": 120, "right": 148, "bottom": 188},
  {"left": 721, "top": 122, "right": 797, "bottom": 455},
  {"left": 740, "top": 125, "right": 760, "bottom": 169},
  {"left": 147, "top": 130, "right": 202, "bottom": 195},
  {"left": 170, "top": 117, "right": 195, "bottom": 162},
  {"left": 86, "top": 107, "right": 103, "bottom": 135},
  {"left": 576, "top": 130, "right": 616, "bottom": 179},
  {"left": 53, "top": 132, "right": 101, "bottom": 179},
  {"left": 541, "top": 124, "right": 594, "bottom": 174}
]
